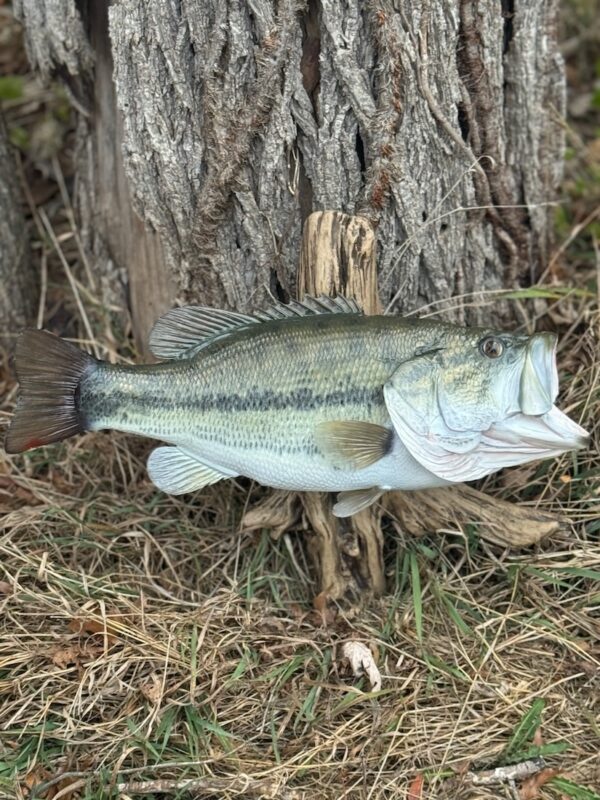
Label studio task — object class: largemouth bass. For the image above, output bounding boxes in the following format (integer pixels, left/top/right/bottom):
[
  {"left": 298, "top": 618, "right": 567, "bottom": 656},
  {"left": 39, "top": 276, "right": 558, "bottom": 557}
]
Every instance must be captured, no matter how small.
[{"left": 4, "top": 296, "right": 589, "bottom": 516}]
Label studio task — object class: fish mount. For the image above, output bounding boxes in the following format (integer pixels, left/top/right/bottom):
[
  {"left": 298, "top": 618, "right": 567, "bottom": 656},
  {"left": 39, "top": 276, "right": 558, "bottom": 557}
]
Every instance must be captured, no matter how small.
[{"left": 242, "top": 210, "right": 560, "bottom": 602}]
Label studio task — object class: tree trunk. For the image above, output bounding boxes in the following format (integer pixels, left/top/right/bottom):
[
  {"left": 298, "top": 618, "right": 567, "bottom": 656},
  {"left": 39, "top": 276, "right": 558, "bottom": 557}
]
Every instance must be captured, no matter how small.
[
  {"left": 14, "top": 0, "right": 565, "bottom": 342},
  {"left": 0, "top": 115, "right": 34, "bottom": 348},
  {"left": 12, "top": 1, "right": 567, "bottom": 597}
]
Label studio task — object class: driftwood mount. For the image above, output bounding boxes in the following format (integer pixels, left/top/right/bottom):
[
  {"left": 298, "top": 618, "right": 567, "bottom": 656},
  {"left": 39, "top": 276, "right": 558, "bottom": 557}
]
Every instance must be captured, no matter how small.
[{"left": 243, "top": 210, "right": 560, "bottom": 600}]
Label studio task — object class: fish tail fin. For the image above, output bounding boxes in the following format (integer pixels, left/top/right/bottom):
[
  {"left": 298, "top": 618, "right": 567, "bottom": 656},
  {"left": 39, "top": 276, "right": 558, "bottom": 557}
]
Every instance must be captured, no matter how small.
[{"left": 5, "top": 330, "right": 97, "bottom": 454}]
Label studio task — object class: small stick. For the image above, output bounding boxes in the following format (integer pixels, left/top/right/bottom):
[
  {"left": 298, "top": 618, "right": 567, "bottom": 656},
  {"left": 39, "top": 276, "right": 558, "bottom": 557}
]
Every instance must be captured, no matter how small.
[
  {"left": 468, "top": 758, "right": 554, "bottom": 800},
  {"left": 468, "top": 756, "right": 546, "bottom": 786},
  {"left": 52, "top": 155, "right": 97, "bottom": 291},
  {"left": 39, "top": 208, "right": 99, "bottom": 358},
  {"left": 29, "top": 772, "right": 299, "bottom": 799},
  {"left": 115, "top": 775, "right": 298, "bottom": 798}
]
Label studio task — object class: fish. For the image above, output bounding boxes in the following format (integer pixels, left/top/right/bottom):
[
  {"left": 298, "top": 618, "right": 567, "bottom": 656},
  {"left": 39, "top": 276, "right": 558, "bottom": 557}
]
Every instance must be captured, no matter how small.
[{"left": 4, "top": 295, "right": 589, "bottom": 517}]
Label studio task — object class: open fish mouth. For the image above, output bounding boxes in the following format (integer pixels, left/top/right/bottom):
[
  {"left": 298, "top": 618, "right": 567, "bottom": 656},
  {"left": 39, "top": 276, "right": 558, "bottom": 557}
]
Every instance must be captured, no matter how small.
[
  {"left": 478, "top": 405, "right": 590, "bottom": 468},
  {"left": 386, "top": 401, "right": 589, "bottom": 484},
  {"left": 519, "top": 332, "right": 559, "bottom": 415}
]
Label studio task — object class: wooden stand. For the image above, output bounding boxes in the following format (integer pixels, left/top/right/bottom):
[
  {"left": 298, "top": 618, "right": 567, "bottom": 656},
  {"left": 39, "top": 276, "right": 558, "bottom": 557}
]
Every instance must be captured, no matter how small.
[{"left": 299, "top": 212, "right": 386, "bottom": 597}]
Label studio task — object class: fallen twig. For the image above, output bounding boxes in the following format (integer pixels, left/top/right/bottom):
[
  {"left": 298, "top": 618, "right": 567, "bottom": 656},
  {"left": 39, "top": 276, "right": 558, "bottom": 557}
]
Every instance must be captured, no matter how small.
[
  {"left": 30, "top": 772, "right": 299, "bottom": 799},
  {"left": 115, "top": 775, "right": 298, "bottom": 798},
  {"left": 468, "top": 757, "right": 546, "bottom": 787}
]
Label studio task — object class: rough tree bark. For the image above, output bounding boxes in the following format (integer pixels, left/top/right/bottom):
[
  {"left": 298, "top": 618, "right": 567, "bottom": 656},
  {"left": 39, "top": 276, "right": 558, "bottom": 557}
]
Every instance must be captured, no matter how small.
[
  {"left": 12, "top": 1, "right": 566, "bottom": 596},
  {"left": 14, "top": 0, "right": 564, "bottom": 345},
  {"left": 0, "top": 115, "right": 33, "bottom": 347}
]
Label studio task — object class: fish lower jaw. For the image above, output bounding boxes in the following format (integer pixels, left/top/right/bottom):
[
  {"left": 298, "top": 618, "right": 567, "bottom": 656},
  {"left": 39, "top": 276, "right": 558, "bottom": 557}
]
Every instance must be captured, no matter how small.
[{"left": 492, "top": 406, "right": 589, "bottom": 452}]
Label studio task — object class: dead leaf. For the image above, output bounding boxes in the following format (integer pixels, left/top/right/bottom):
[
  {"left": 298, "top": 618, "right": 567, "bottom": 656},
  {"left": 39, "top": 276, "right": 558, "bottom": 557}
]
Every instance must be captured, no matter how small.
[
  {"left": 532, "top": 726, "right": 544, "bottom": 747},
  {"left": 453, "top": 759, "right": 472, "bottom": 776},
  {"left": 54, "top": 778, "right": 83, "bottom": 800},
  {"left": 0, "top": 580, "right": 12, "bottom": 595},
  {"left": 24, "top": 771, "right": 83, "bottom": 800},
  {"left": 21, "top": 766, "right": 55, "bottom": 797},
  {"left": 49, "top": 643, "right": 103, "bottom": 669},
  {"left": 140, "top": 674, "right": 162, "bottom": 705},
  {"left": 0, "top": 475, "right": 38, "bottom": 503},
  {"left": 341, "top": 641, "right": 382, "bottom": 692},
  {"left": 313, "top": 591, "right": 328, "bottom": 614},
  {"left": 519, "top": 768, "right": 560, "bottom": 799},
  {"left": 311, "top": 591, "right": 337, "bottom": 626},
  {"left": 586, "top": 136, "right": 600, "bottom": 162},
  {"left": 68, "top": 616, "right": 118, "bottom": 645},
  {"left": 407, "top": 773, "right": 424, "bottom": 800}
]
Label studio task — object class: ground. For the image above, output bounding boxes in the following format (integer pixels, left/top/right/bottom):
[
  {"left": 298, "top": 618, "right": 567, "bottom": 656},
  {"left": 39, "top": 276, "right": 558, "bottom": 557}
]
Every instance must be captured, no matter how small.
[{"left": 0, "top": 3, "right": 599, "bottom": 799}]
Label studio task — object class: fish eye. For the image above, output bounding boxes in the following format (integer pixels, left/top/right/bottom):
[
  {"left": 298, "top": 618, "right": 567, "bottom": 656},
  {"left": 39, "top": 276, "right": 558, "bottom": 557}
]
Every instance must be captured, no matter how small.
[{"left": 479, "top": 336, "right": 504, "bottom": 359}]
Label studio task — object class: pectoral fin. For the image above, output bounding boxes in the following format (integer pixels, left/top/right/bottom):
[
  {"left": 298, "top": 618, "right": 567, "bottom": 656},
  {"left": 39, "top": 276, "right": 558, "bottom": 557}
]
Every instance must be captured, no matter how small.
[
  {"left": 333, "top": 487, "right": 384, "bottom": 517},
  {"left": 315, "top": 421, "right": 393, "bottom": 469},
  {"left": 147, "top": 447, "right": 237, "bottom": 495}
]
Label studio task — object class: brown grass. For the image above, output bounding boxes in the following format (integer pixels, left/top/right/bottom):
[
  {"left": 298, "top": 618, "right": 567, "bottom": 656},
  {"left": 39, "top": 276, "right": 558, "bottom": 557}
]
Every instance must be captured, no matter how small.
[
  {"left": 0, "top": 382, "right": 598, "bottom": 800},
  {"left": 1, "top": 201, "right": 598, "bottom": 800},
  {"left": 1, "top": 5, "right": 599, "bottom": 800}
]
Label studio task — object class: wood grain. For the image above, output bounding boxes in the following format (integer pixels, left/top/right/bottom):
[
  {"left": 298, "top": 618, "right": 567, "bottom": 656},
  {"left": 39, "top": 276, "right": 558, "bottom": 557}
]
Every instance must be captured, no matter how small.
[
  {"left": 298, "top": 212, "right": 381, "bottom": 314},
  {"left": 297, "top": 210, "right": 386, "bottom": 598}
]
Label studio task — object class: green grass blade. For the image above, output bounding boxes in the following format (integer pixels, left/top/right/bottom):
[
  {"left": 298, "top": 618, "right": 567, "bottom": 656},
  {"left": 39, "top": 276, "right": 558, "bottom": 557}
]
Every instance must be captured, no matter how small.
[
  {"left": 507, "top": 741, "right": 569, "bottom": 762},
  {"left": 433, "top": 583, "right": 474, "bottom": 637},
  {"left": 503, "top": 698, "right": 545, "bottom": 760},
  {"left": 410, "top": 551, "right": 423, "bottom": 643},
  {"left": 549, "top": 778, "right": 600, "bottom": 800}
]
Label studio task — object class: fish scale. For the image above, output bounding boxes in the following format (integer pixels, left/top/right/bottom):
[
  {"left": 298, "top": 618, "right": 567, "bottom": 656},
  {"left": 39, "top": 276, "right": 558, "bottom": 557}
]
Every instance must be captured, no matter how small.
[{"left": 80, "top": 315, "right": 406, "bottom": 459}]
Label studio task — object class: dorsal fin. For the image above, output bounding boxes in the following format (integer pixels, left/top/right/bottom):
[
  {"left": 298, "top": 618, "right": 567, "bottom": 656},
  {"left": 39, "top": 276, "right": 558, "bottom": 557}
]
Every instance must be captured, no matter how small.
[
  {"left": 149, "top": 307, "right": 256, "bottom": 361},
  {"left": 149, "top": 295, "right": 363, "bottom": 360},
  {"left": 255, "top": 295, "right": 362, "bottom": 321}
]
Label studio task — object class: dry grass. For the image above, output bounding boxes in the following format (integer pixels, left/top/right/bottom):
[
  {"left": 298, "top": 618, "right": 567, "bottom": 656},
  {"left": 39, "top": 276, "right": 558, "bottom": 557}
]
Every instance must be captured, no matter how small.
[
  {"left": 1, "top": 5, "right": 600, "bottom": 800},
  {"left": 0, "top": 361, "right": 598, "bottom": 800},
  {"left": 1, "top": 205, "right": 598, "bottom": 800}
]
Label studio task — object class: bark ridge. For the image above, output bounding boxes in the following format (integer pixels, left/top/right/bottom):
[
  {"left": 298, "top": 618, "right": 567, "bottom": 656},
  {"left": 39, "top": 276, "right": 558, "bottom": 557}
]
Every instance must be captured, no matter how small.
[{"left": 0, "top": 116, "right": 33, "bottom": 346}]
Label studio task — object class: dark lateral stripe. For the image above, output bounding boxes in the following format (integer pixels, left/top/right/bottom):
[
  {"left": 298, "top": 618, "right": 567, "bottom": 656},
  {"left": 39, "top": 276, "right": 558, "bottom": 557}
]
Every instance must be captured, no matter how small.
[
  {"left": 194, "top": 386, "right": 384, "bottom": 413},
  {"left": 84, "top": 386, "right": 384, "bottom": 418}
]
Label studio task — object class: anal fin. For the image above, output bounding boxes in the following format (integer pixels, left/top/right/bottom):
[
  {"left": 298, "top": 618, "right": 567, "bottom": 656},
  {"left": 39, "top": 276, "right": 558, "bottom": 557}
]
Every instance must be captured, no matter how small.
[
  {"left": 332, "top": 487, "right": 384, "bottom": 517},
  {"left": 147, "top": 447, "right": 237, "bottom": 495}
]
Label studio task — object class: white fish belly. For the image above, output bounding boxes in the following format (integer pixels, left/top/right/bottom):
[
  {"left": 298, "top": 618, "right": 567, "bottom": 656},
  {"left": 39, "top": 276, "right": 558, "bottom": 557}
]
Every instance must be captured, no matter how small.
[{"left": 173, "top": 432, "right": 449, "bottom": 493}]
